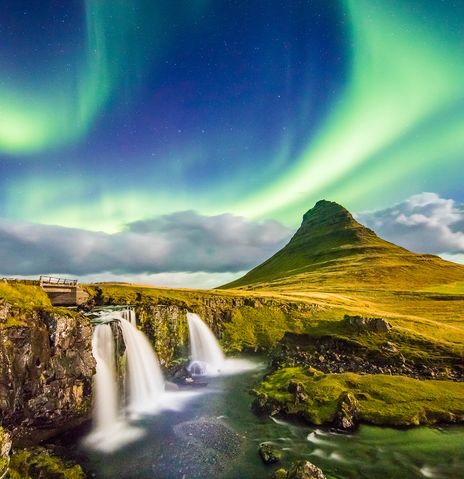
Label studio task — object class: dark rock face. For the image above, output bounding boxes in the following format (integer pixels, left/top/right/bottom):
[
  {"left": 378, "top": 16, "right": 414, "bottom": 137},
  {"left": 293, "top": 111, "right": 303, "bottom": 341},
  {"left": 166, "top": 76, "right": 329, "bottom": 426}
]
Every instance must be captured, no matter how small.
[
  {"left": 251, "top": 392, "right": 283, "bottom": 417},
  {"left": 287, "top": 460, "right": 326, "bottom": 479},
  {"left": 288, "top": 381, "right": 308, "bottom": 403},
  {"left": 258, "top": 442, "right": 282, "bottom": 464},
  {"left": 0, "top": 305, "right": 95, "bottom": 445}
]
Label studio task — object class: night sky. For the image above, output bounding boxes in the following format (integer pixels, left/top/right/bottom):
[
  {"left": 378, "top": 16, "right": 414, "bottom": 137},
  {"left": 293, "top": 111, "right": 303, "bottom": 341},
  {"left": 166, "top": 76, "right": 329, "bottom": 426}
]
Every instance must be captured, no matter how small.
[{"left": 1, "top": 1, "right": 464, "bottom": 286}]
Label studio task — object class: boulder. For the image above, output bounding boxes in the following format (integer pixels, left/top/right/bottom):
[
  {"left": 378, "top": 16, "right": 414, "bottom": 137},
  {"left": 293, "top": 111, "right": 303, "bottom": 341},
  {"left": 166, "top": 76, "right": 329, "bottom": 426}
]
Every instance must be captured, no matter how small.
[
  {"left": 258, "top": 442, "right": 282, "bottom": 464},
  {"left": 335, "top": 392, "right": 359, "bottom": 430},
  {"left": 344, "top": 315, "right": 392, "bottom": 333},
  {"left": 287, "top": 460, "right": 326, "bottom": 479}
]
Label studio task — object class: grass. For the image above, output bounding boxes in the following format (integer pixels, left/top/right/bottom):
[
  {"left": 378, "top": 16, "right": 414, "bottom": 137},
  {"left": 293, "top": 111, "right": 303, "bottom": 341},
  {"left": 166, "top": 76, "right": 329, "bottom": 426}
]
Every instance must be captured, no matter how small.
[
  {"left": 8, "top": 447, "right": 85, "bottom": 479},
  {"left": 222, "top": 201, "right": 464, "bottom": 292},
  {"left": 0, "top": 281, "right": 51, "bottom": 310},
  {"left": 255, "top": 367, "right": 464, "bottom": 427}
]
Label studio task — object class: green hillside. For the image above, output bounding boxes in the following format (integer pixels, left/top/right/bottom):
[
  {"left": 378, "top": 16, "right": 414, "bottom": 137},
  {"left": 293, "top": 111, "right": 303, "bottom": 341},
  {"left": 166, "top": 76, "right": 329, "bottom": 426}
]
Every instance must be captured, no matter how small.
[{"left": 221, "top": 200, "right": 464, "bottom": 291}]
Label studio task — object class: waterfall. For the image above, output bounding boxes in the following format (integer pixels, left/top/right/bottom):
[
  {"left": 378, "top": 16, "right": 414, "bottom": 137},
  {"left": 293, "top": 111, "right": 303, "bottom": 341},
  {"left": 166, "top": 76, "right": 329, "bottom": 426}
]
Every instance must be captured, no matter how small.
[
  {"left": 121, "top": 308, "right": 137, "bottom": 326},
  {"left": 118, "top": 316, "right": 165, "bottom": 414},
  {"left": 187, "top": 312, "right": 225, "bottom": 375},
  {"left": 92, "top": 324, "right": 119, "bottom": 432},
  {"left": 85, "top": 321, "right": 143, "bottom": 452},
  {"left": 85, "top": 309, "right": 165, "bottom": 451}
]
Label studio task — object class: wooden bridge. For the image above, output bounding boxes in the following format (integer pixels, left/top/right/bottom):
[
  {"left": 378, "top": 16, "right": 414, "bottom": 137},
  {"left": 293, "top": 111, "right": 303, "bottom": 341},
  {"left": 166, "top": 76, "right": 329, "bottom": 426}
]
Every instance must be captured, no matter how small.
[{"left": 39, "top": 276, "right": 89, "bottom": 306}]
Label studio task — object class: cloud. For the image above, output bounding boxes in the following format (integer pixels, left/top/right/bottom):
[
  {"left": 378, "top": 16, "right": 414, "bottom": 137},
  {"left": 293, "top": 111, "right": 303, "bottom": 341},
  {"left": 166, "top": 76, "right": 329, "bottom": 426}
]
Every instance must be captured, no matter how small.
[
  {"left": 0, "top": 211, "right": 292, "bottom": 278},
  {"left": 356, "top": 193, "right": 464, "bottom": 260}
]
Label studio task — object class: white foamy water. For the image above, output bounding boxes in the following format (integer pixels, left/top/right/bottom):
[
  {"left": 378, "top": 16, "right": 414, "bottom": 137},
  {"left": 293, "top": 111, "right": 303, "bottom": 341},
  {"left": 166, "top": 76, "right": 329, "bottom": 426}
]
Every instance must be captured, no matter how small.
[
  {"left": 420, "top": 466, "right": 437, "bottom": 478},
  {"left": 118, "top": 316, "right": 165, "bottom": 415},
  {"left": 84, "top": 323, "right": 143, "bottom": 452},
  {"left": 307, "top": 431, "right": 331, "bottom": 445},
  {"left": 187, "top": 312, "right": 225, "bottom": 375},
  {"left": 121, "top": 308, "right": 137, "bottom": 326},
  {"left": 187, "top": 312, "right": 257, "bottom": 376}
]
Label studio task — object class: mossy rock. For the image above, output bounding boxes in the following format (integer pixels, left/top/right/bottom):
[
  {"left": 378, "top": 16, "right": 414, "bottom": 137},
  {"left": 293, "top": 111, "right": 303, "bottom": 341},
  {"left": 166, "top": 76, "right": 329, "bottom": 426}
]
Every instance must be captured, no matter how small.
[
  {"left": 273, "top": 468, "right": 289, "bottom": 479},
  {"left": 8, "top": 447, "right": 85, "bottom": 479},
  {"left": 258, "top": 442, "right": 282, "bottom": 464},
  {"left": 287, "top": 460, "right": 325, "bottom": 479},
  {"left": 254, "top": 367, "right": 464, "bottom": 427}
]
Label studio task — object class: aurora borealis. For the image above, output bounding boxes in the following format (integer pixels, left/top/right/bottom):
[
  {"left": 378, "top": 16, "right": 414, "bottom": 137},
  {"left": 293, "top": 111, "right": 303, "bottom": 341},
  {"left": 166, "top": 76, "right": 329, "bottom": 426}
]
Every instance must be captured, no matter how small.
[{"left": 1, "top": 0, "right": 464, "bottom": 285}]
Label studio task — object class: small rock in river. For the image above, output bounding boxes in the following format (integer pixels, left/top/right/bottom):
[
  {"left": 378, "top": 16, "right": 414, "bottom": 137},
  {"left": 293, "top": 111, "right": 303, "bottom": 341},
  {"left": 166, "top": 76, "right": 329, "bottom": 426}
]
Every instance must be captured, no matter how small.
[{"left": 258, "top": 442, "right": 282, "bottom": 464}]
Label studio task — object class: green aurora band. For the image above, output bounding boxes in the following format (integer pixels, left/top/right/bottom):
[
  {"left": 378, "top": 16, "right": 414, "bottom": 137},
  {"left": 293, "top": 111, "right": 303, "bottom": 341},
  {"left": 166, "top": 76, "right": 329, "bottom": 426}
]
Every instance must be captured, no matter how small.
[
  {"left": 2, "top": 0, "right": 463, "bottom": 231},
  {"left": 0, "top": 0, "right": 158, "bottom": 154},
  {"left": 239, "top": 0, "right": 464, "bottom": 222}
]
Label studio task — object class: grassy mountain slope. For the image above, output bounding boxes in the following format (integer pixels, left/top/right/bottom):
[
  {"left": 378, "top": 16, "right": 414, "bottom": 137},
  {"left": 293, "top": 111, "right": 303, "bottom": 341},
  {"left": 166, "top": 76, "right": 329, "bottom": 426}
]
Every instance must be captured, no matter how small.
[{"left": 221, "top": 200, "right": 464, "bottom": 291}]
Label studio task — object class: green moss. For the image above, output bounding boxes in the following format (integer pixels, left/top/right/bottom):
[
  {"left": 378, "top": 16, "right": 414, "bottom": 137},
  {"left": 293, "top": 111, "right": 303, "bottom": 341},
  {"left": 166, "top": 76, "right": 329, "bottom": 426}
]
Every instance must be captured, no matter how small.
[
  {"left": 8, "top": 447, "right": 85, "bottom": 479},
  {"left": 223, "top": 306, "right": 291, "bottom": 352},
  {"left": 255, "top": 367, "right": 464, "bottom": 427}
]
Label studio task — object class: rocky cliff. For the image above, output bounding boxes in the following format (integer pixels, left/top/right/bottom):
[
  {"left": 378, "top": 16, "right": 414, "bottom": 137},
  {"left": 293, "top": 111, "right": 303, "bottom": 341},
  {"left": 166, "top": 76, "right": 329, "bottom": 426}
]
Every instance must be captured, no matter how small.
[
  {"left": 0, "top": 302, "right": 95, "bottom": 446},
  {"left": 85, "top": 284, "right": 320, "bottom": 365}
]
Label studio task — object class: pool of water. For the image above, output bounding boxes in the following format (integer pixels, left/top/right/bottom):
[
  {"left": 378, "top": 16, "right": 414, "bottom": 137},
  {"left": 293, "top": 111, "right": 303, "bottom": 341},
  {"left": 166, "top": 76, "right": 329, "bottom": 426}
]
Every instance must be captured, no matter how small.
[{"left": 61, "top": 358, "right": 464, "bottom": 478}]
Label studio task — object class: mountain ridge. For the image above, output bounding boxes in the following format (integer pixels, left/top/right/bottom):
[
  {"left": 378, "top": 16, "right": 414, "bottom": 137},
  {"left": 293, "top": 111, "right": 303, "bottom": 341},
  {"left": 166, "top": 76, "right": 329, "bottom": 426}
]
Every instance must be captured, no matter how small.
[{"left": 221, "top": 200, "right": 464, "bottom": 291}]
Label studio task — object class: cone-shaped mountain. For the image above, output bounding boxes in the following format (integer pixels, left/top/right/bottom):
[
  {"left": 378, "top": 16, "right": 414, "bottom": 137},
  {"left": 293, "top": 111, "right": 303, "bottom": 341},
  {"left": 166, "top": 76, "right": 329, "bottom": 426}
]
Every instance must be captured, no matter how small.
[{"left": 222, "top": 200, "right": 464, "bottom": 291}]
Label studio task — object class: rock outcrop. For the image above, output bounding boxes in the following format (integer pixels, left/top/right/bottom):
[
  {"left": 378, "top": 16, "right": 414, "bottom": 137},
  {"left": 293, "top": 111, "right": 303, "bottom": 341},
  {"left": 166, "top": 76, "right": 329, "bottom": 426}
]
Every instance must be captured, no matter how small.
[
  {"left": 287, "top": 460, "right": 326, "bottom": 479},
  {"left": 344, "top": 314, "right": 392, "bottom": 333},
  {"left": 0, "top": 304, "right": 95, "bottom": 446},
  {"left": 270, "top": 332, "right": 463, "bottom": 381}
]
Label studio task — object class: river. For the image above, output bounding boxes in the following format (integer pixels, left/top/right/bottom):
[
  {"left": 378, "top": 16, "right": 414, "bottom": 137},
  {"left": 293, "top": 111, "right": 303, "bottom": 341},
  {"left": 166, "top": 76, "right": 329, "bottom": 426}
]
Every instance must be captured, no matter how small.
[{"left": 59, "top": 358, "right": 464, "bottom": 478}]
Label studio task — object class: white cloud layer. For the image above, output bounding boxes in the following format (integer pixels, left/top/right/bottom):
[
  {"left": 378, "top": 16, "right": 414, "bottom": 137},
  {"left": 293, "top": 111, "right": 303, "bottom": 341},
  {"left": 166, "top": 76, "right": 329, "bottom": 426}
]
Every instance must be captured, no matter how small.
[
  {"left": 0, "top": 211, "right": 292, "bottom": 279},
  {"left": 3, "top": 193, "right": 463, "bottom": 289},
  {"left": 357, "top": 192, "right": 464, "bottom": 261}
]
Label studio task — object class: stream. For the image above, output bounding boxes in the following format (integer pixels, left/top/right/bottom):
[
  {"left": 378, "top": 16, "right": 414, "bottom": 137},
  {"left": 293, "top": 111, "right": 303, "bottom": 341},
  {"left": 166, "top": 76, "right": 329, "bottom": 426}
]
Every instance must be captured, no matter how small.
[{"left": 56, "top": 357, "right": 464, "bottom": 479}]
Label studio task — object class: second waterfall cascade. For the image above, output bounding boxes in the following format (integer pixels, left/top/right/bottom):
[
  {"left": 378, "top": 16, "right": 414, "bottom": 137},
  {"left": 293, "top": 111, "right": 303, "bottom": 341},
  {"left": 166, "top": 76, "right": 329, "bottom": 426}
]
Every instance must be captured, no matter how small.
[
  {"left": 187, "top": 311, "right": 257, "bottom": 376},
  {"left": 187, "top": 312, "right": 225, "bottom": 375}
]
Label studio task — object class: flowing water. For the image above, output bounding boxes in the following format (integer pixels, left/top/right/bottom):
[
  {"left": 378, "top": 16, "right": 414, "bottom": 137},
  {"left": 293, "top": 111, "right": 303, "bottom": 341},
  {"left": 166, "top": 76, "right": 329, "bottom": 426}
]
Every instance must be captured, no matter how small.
[
  {"left": 84, "top": 322, "right": 143, "bottom": 452},
  {"left": 118, "top": 316, "right": 165, "bottom": 416},
  {"left": 187, "top": 312, "right": 226, "bottom": 375},
  {"left": 90, "top": 324, "right": 119, "bottom": 432},
  {"left": 121, "top": 308, "right": 137, "bottom": 326},
  {"left": 62, "top": 358, "right": 464, "bottom": 478}
]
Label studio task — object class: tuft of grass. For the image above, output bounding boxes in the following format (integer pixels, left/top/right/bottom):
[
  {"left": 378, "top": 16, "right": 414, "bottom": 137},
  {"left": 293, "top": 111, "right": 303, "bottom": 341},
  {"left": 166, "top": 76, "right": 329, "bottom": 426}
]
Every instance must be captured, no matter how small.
[
  {"left": 255, "top": 367, "right": 464, "bottom": 427},
  {"left": 8, "top": 447, "right": 85, "bottom": 479}
]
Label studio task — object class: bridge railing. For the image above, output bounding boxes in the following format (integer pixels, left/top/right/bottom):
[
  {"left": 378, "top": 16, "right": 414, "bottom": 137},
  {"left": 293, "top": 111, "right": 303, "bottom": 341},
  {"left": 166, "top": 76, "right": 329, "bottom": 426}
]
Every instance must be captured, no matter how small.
[{"left": 39, "top": 276, "right": 79, "bottom": 286}]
